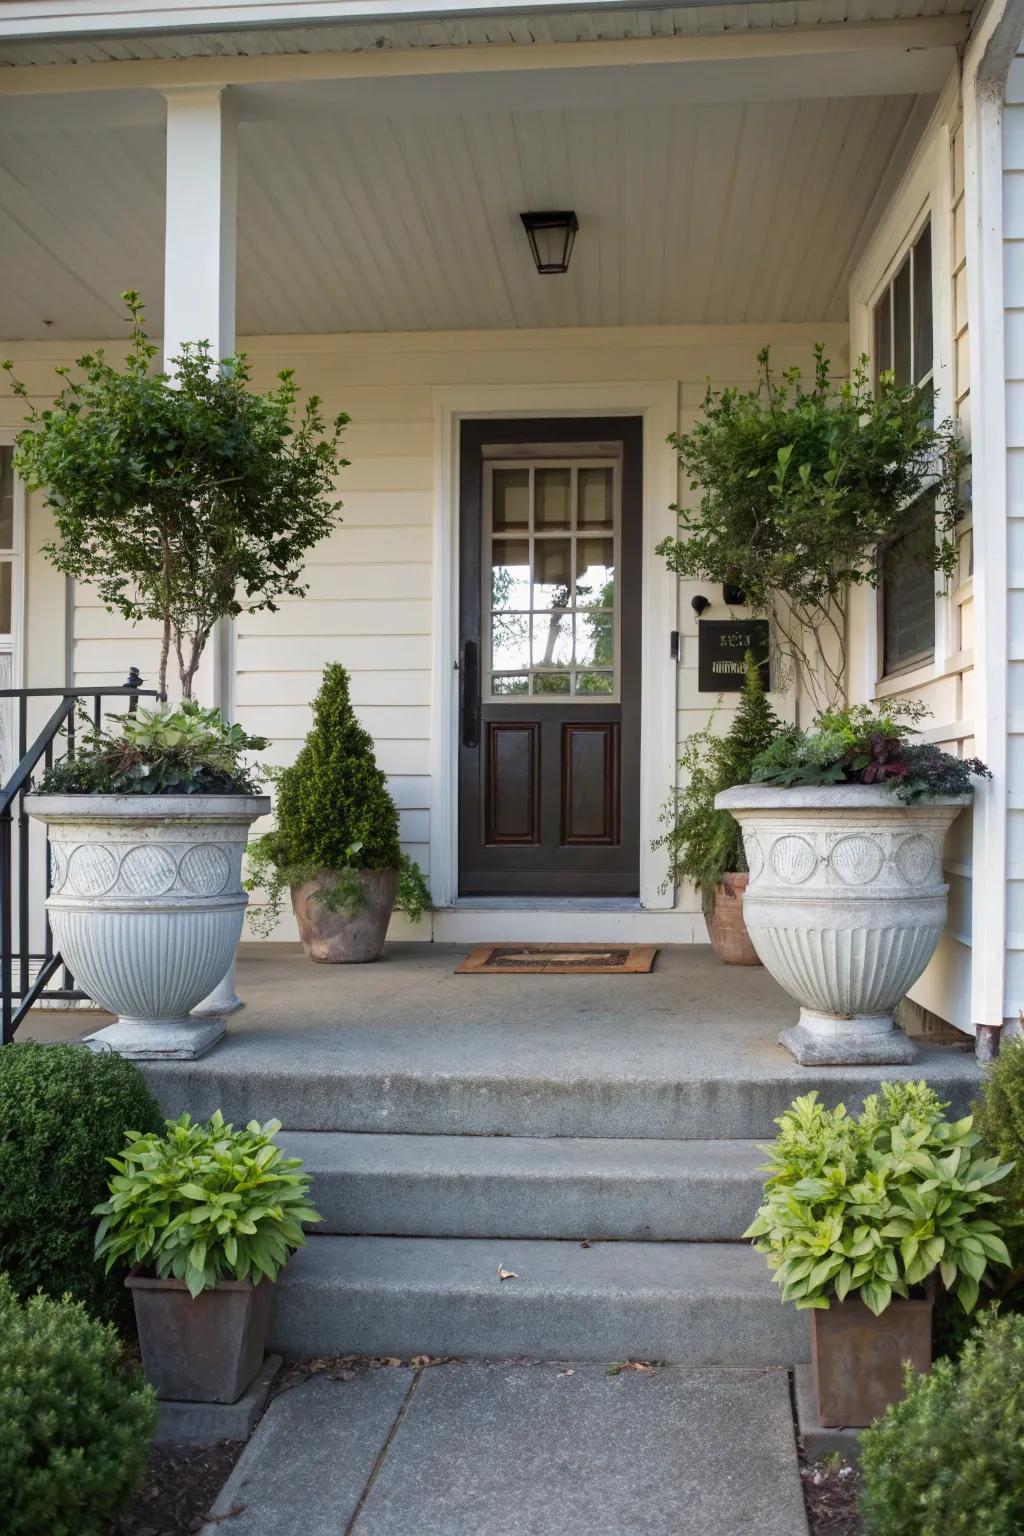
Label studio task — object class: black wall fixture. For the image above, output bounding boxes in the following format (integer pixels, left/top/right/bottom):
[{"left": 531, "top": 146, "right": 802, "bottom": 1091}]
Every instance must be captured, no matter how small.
[
  {"left": 722, "top": 582, "right": 746, "bottom": 606},
  {"left": 690, "top": 594, "right": 711, "bottom": 617}
]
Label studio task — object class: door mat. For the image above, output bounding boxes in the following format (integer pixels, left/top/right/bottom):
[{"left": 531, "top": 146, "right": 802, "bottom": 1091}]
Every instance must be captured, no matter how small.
[{"left": 456, "top": 944, "right": 657, "bottom": 975}]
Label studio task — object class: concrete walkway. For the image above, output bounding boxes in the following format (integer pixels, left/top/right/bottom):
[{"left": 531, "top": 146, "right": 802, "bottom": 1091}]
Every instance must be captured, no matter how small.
[{"left": 202, "top": 1361, "right": 808, "bottom": 1536}]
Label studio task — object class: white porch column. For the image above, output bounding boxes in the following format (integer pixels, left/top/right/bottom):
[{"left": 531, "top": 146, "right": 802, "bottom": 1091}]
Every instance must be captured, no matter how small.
[{"left": 162, "top": 85, "right": 244, "bottom": 1018}]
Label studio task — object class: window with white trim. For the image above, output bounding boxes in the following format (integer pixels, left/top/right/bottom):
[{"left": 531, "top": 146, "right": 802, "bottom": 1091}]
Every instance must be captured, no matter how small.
[{"left": 872, "top": 220, "right": 938, "bottom": 678}]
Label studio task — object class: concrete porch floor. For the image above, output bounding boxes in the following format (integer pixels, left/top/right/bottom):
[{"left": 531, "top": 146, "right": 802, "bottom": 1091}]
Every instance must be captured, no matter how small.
[{"left": 25, "top": 942, "right": 981, "bottom": 1137}]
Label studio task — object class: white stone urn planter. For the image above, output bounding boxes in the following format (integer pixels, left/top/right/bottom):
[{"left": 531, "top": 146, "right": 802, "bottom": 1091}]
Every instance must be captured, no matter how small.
[
  {"left": 24, "top": 794, "right": 270, "bottom": 1060},
  {"left": 714, "top": 785, "right": 969, "bottom": 1064}
]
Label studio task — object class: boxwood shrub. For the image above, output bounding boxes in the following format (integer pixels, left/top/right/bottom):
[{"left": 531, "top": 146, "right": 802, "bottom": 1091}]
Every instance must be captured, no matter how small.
[
  {"left": 859, "top": 1309, "right": 1024, "bottom": 1536},
  {"left": 0, "top": 1276, "right": 155, "bottom": 1536},
  {"left": 0, "top": 1041, "right": 161, "bottom": 1318}
]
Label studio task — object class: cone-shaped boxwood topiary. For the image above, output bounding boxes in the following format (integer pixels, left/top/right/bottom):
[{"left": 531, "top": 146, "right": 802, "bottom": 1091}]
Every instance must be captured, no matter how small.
[
  {"left": 0, "top": 1276, "right": 156, "bottom": 1536},
  {"left": 0, "top": 1041, "right": 162, "bottom": 1320},
  {"left": 246, "top": 663, "right": 430, "bottom": 933}
]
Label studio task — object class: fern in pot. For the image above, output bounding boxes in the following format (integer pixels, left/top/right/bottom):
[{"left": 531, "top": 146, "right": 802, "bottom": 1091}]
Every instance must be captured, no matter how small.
[
  {"left": 246, "top": 664, "right": 431, "bottom": 961},
  {"left": 655, "top": 654, "right": 782, "bottom": 964},
  {"left": 94, "top": 1110, "right": 320, "bottom": 1404}
]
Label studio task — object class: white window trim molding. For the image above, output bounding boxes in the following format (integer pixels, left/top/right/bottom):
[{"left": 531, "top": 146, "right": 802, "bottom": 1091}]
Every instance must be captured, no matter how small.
[
  {"left": 430, "top": 380, "right": 680, "bottom": 912},
  {"left": 848, "top": 79, "right": 958, "bottom": 705}
]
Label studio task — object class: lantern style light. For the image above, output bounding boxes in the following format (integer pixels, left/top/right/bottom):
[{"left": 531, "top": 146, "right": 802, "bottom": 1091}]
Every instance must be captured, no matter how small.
[{"left": 520, "top": 211, "right": 579, "bottom": 275}]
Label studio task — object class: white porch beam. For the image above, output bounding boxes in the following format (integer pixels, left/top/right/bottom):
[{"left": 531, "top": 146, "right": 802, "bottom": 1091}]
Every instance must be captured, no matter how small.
[
  {"left": 163, "top": 84, "right": 236, "bottom": 364},
  {"left": 0, "top": 17, "right": 970, "bottom": 97}
]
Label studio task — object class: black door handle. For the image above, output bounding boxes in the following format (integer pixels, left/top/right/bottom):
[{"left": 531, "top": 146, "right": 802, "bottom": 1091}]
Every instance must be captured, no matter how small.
[{"left": 462, "top": 639, "right": 480, "bottom": 749}]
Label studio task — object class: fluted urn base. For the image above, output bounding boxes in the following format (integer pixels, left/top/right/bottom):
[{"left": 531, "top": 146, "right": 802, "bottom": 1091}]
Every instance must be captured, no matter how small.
[
  {"left": 24, "top": 792, "right": 270, "bottom": 1061},
  {"left": 714, "top": 784, "right": 969, "bottom": 1066}
]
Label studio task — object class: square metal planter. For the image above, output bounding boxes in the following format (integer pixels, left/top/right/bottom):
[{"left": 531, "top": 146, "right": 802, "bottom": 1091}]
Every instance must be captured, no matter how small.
[
  {"left": 811, "top": 1295, "right": 932, "bottom": 1427},
  {"left": 127, "top": 1270, "right": 272, "bottom": 1403}
]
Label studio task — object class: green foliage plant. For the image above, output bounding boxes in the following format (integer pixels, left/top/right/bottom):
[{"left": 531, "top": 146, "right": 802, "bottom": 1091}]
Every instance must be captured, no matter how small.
[
  {"left": 245, "top": 663, "right": 431, "bottom": 933},
  {"left": 94, "top": 1110, "right": 321, "bottom": 1299},
  {"left": 859, "top": 1309, "right": 1024, "bottom": 1536},
  {"left": 657, "top": 346, "right": 964, "bottom": 712},
  {"left": 974, "top": 1035, "right": 1024, "bottom": 1278},
  {"left": 749, "top": 699, "right": 990, "bottom": 803},
  {"left": 0, "top": 1041, "right": 161, "bottom": 1320},
  {"left": 4, "top": 291, "right": 349, "bottom": 700},
  {"left": 35, "top": 700, "right": 267, "bottom": 796},
  {"left": 744, "top": 1082, "right": 1013, "bottom": 1316},
  {"left": 654, "top": 653, "right": 783, "bottom": 912},
  {"left": 0, "top": 1276, "right": 156, "bottom": 1536}
]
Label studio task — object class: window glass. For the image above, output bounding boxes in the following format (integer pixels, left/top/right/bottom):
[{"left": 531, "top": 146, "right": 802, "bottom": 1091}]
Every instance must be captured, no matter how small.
[
  {"left": 892, "top": 256, "right": 912, "bottom": 386},
  {"left": 0, "top": 448, "right": 13, "bottom": 551},
  {"left": 912, "top": 224, "right": 933, "bottom": 384},
  {"left": 881, "top": 497, "right": 937, "bottom": 675},
  {"left": 0, "top": 562, "right": 10, "bottom": 635}
]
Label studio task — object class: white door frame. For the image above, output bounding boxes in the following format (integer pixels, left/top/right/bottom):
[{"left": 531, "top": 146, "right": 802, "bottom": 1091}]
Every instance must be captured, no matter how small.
[{"left": 430, "top": 381, "right": 680, "bottom": 912}]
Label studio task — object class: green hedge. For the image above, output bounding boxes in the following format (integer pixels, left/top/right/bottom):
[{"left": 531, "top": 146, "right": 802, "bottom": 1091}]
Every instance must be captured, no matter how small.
[
  {"left": 0, "top": 1276, "right": 155, "bottom": 1536},
  {"left": 859, "top": 1310, "right": 1024, "bottom": 1536},
  {"left": 0, "top": 1041, "right": 161, "bottom": 1318}
]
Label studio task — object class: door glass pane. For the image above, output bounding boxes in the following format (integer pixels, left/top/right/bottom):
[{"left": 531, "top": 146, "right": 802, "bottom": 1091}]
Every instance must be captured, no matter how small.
[
  {"left": 533, "top": 539, "right": 572, "bottom": 609},
  {"left": 892, "top": 255, "right": 912, "bottom": 386},
  {"left": 534, "top": 467, "right": 571, "bottom": 529},
  {"left": 913, "top": 223, "right": 933, "bottom": 385},
  {"left": 532, "top": 611, "right": 572, "bottom": 667},
  {"left": 578, "top": 467, "right": 612, "bottom": 528},
  {"left": 492, "top": 469, "right": 529, "bottom": 531},
  {"left": 492, "top": 673, "right": 529, "bottom": 696},
  {"left": 0, "top": 449, "right": 13, "bottom": 550},
  {"left": 575, "top": 610, "right": 614, "bottom": 668},
  {"left": 491, "top": 613, "right": 530, "bottom": 671},
  {"left": 534, "top": 671, "right": 571, "bottom": 695},
  {"left": 576, "top": 670, "right": 614, "bottom": 695},
  {"left": 576, "top": 537, "right": 615, "bottom": 608},
  {"left": 0, "top": 563, "right": 10, "bottom": 635},
  {"left": 491, "top": 539, "right": 530, "bottom": 609}
]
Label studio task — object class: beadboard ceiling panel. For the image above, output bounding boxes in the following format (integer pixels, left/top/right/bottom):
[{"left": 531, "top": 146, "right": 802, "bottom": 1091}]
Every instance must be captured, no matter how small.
[{"left": 0, "top": 88, "right": 929, "bottom": 338}]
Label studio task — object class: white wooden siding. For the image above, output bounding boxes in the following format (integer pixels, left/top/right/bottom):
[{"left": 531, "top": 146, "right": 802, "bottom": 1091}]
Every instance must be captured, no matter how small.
[{"left": 1002, "top": 47, "right": 1024, "bottom": 1025}]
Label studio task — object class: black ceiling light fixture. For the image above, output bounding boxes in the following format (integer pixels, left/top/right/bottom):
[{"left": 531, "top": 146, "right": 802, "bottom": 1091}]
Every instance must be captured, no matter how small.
[{"left": 520, "top": 210, "right": 579, "bottom": 275}]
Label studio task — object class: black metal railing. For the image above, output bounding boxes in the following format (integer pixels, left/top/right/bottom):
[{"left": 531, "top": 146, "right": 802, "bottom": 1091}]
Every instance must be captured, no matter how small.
[{"left": 0, "top": 669, "right": 162, "bottom": 1045}]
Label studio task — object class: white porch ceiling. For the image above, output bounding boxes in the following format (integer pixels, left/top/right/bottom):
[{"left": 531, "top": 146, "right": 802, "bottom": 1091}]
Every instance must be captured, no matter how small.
[{"left": 0, "top": 77, "right": 933, "bottom": 340}]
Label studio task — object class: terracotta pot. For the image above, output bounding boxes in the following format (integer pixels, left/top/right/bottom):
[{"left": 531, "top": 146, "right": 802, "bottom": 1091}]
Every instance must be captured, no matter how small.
[
  {"left": 705, "top": 873, "right": 761, "bottom": 966},
  {"left": 126, "top": 1270, "right": 272, "bottom": 1403},
  {"left": 811, "top": 1294, "right": 933, "bottom": 1427},
  {"left": 291, "top": 867, "right": 398, "bottom": 963}
]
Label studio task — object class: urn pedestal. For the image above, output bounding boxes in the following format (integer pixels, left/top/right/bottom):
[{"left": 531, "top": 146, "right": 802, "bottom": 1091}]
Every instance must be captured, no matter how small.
[
  {"left": 24, "top": 794, "right": 270, "bottom": 1060},
  {"left": 714, "top": 786, "right": 968, "bottom": 1065}
]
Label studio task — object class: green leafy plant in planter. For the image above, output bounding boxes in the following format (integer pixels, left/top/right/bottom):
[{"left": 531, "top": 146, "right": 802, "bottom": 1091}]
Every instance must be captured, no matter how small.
[
  {"left": 0, "top": 1041, "right": 161, "bottom": 1321},
  {"left": 655, "top": 652, "right": 783, "bottom": 914},
  {"left": 4, "top": 290, "right": 349, "bottom": 700},
  {"left": 94, "top": 1111, "right": 321, "bottom": 1403},
  {"left": 94, "top": 1110, "right": 321, "bottom": 1297},
  {"left": 657, "top": 345, "right": 964, "bottom": 712},
  {"left": 745, "top": 1083, "right": 1012, "bottom": 1315},
  {"left": 972, "top": 1034, "right": 1024, "bottom": 1295},
  {"left": 749, "top": 700, "right": 991, "bottom": 803},
  {"left": 859, "top": 1309, "right": 1024, "bottom": 1536},
  {"left": 246, "top": 663, "right": 431, "bottom": 956},
  {"left": 655, "top": 654, "right": 782, "bottom": 963},
  {"left": 35, "top": 701, "right": 268, "bottom": 797},
  {"left": 0, "top": 1275, "right": 156, "bottom": 1536}
]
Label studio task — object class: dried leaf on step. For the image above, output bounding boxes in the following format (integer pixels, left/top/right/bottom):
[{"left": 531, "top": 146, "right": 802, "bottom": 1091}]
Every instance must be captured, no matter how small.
[
  {"left": 557, "top": 1368, "right": 575, "bottom": 1378},
  {"left": 580, "top": 1239, "right": 591, "bottom": 1249},
  {"left": 374, "top": 1357, "right": 402, "bottom": 1368},
  {"left": 620, "top": 1362, "right": 655, "bottom": 1373},
  {"left": 497, "top": 1265, "right": 519, "bottom": 1281},
  {"left": 409, "top": 1355, "right": 434, "bottom": 1368}
]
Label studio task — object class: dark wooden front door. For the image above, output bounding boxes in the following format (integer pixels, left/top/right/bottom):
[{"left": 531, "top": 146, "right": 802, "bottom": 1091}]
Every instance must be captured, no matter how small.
[{"left": 458, "top": 417, "right": 642, "bottom": 896}]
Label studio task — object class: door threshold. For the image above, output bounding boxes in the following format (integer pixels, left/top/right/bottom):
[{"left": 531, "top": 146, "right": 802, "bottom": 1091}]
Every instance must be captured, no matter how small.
[{"left": 453, "top": 897, "right": 643, "bottom": 911}]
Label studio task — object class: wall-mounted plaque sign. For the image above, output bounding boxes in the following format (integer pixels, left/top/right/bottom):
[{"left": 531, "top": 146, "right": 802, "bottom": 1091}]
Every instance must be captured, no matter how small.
[{"left": 697, "top": 619, "right": 770, "bottom": 693}]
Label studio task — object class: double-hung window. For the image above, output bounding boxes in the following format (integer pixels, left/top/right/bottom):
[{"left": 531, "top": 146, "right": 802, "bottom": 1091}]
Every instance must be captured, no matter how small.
[{"left": 872, "top": 221, "right": 938, "bottom": 678}]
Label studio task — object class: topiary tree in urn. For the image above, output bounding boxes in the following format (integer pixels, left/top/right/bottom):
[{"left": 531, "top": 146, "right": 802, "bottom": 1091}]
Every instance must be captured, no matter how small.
[{"left": 246, "top": 663, "right": 431, "bottom": 961}]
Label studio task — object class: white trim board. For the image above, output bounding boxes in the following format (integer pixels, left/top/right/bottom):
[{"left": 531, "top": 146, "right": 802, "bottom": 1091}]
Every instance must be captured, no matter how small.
[
  {"left": 430, "top": 380, "right": 680, "bottom": 915},
  {"left": 431, "top": 906, "right": 704, "bottom": 945}
]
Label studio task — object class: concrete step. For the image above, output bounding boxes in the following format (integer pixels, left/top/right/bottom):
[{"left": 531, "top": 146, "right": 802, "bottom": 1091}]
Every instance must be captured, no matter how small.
[
  {"left": 281, "top": 1132, "right": 765, "bottom": 1241},
  {"left": 268, "top": 1235, "right": 809, "bottom": 1367},
  {"left": 146, "top": 1046, "right": 977, "bottom": 1139}
]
